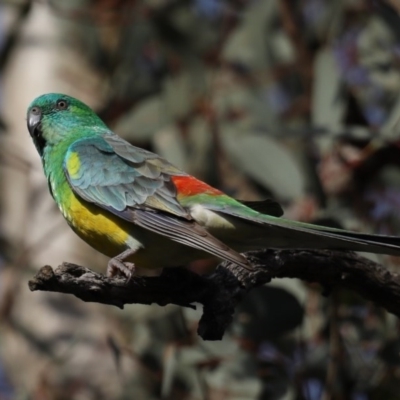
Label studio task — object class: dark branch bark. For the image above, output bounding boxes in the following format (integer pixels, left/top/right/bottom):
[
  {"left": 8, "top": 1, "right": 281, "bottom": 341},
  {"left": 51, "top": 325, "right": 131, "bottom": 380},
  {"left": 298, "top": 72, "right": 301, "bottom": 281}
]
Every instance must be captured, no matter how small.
[{"left": 28, "top": 249, "right": 400, "bottom": 340}]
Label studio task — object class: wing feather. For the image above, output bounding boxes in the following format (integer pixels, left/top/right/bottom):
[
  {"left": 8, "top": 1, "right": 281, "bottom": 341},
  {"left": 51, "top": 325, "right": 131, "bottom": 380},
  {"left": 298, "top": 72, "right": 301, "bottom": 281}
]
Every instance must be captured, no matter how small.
[
  {"left": 64, "top": 134, "right": 251, "bottom": 268},
  {"left": 64, "top": 135, "right": 189, "bottom": 218},
  {"left": 132, "top": 209, "right": 251, "bottom": 270}
]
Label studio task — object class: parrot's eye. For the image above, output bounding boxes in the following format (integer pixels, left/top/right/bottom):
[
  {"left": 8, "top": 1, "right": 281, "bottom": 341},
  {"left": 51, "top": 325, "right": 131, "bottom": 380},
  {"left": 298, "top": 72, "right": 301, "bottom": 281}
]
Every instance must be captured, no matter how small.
[
  {"left": 31, "top": 106, "right": 40, "bottom": 115},
  {"left": 56, "top": 99, "right": 68, "bottom": 110}
]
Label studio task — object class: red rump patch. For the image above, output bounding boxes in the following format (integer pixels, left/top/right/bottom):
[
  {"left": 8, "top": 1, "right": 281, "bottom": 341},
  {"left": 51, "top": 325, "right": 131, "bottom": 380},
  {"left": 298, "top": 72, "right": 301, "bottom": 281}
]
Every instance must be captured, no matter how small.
[{"left": 172, "top": 176, "right": 224, "bottom": 197}]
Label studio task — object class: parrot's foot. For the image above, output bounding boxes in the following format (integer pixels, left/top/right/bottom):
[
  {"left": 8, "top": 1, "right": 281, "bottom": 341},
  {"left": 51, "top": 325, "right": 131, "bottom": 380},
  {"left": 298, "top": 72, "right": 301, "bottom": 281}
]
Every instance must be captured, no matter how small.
[
  {"left": 107, "top": 259, "right": 136, "bottom": 280},
  {"left": 107, "top": 248, "right": 139, "bottom": 279}
]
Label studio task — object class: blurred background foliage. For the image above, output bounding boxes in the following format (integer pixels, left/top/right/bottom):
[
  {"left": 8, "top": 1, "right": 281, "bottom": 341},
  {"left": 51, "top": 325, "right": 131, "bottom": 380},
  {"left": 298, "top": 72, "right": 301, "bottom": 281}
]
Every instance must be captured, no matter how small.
[{"left": 1, "top": 0, "right": 400, "bottom": 399}]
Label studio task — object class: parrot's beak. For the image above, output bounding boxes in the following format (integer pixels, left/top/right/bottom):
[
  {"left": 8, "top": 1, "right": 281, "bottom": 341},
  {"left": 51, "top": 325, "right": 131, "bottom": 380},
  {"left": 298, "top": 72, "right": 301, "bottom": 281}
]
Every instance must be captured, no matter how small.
[{"left": 27, "top": 109, "right": 42, "bottom": 138}]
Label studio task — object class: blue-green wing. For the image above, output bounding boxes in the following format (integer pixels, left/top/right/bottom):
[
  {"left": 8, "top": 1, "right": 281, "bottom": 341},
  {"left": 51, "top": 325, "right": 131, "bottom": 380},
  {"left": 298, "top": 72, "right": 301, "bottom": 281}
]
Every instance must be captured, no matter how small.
[
  {"left": 64, "top": 134, "right": 252, "bottom": 270},
  {"left": 64, "top": 134, "right": 189, "bottom": 217}
]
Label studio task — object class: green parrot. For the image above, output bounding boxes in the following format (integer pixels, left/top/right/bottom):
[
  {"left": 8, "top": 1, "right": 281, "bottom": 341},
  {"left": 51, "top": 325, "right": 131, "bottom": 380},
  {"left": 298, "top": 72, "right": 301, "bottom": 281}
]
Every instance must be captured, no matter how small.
[{"left": 27, "top": 93, "right": 400, "bottom": 277}]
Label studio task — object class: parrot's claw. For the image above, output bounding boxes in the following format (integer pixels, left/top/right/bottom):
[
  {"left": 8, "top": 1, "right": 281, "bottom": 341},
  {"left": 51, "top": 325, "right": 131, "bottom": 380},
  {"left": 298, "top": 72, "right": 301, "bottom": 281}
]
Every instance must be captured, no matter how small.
[
  {"left": 107, "top": 248, "right": 138, "bottom": 280},
  {"left": 107, "top": 259, "right": 136, "bottom": 281}
]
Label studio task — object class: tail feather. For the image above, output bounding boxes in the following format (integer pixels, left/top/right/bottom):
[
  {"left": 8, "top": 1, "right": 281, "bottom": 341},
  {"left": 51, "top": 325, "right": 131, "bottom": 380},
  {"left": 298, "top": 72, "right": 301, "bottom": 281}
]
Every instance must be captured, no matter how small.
[
  {"left": 200, "top": 200, "right": 400, "bottom": 257},
  {"left": 272, "top": 220, "right": 400, "bottom": 256},
  {"left": 217, "top": 205, "right": 400, "bottom": 256},
  {"left": 266, "top": 218, "right": 400, "bottom": 256},
  {"left": 318, "top": 228, "right": 400, "bottom": 256}
]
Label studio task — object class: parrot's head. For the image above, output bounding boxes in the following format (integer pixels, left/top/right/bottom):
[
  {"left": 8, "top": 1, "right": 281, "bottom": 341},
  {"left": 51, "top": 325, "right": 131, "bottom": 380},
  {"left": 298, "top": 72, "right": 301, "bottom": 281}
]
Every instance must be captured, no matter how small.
[{"left": 27, "top": 93, "right": 107, "bottom": 156}]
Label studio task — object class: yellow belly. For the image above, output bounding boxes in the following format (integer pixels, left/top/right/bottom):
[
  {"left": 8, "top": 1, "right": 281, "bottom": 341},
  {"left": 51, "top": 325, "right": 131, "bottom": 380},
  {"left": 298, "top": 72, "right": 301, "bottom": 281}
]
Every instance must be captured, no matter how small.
[
  {"left": 60, "top": 191, "right": 133, "bottom": 258},
  {"left": 56, "top": 187, "right": 227, "bottom": 271}
]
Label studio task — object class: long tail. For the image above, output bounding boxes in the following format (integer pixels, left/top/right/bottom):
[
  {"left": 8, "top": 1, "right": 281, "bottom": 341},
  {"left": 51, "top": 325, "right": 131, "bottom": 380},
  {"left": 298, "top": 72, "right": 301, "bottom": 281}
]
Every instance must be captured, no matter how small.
[
  {"left": 220, "top": 205, "right": 400, "bottom": 256},
  {"left": 265, "top": 216, "right": 400, "bottom": 256},
  {"left": 332, "top": 229, "right": 400, "bottom": 255}
]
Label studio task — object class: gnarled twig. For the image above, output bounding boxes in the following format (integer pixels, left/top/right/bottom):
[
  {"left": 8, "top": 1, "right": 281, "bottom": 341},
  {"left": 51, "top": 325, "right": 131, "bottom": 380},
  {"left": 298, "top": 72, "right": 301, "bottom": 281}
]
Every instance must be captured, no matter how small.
[{"left": 28, "top": 249, "right": 400, "bottom": 340}]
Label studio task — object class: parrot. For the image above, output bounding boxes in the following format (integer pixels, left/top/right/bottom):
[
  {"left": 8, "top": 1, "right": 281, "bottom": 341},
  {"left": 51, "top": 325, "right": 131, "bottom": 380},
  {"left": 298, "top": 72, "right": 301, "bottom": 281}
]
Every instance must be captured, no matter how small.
[{"left": 27, "top": 93, "right": 400, "bottom": 277}]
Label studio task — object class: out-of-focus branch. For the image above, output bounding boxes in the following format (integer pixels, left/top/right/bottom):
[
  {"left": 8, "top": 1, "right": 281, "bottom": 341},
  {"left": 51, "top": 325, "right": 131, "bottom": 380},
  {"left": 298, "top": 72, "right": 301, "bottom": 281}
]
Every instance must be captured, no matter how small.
[
  {"left": 278, "top": 0, "right": 314, "bottom": 118},
  {"left": 28, "top": 249, "right": 400, "bottom": 340}
]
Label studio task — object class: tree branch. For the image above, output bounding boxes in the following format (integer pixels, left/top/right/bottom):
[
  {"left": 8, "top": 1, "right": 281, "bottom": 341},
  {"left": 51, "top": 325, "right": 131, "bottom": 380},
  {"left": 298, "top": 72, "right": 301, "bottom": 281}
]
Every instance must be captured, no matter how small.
[{"left": 28, "top": 250, "right": 400, "bottom": 340}]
